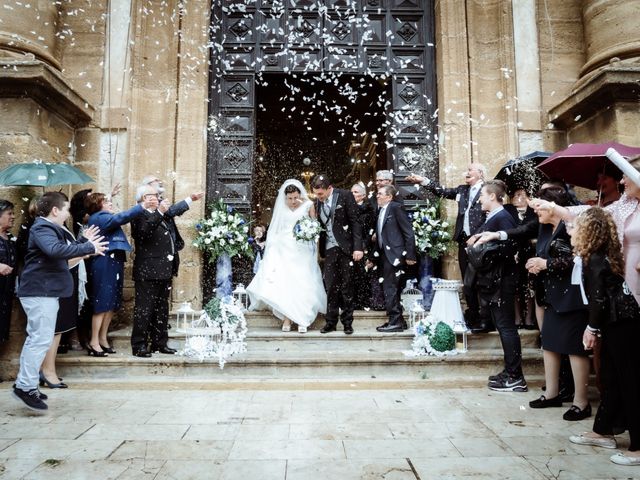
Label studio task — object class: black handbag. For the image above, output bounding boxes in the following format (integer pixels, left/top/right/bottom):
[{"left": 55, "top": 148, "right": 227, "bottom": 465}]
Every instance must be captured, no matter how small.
[{"left": 608, "top": 278, "right": 640, "bottom": 324}]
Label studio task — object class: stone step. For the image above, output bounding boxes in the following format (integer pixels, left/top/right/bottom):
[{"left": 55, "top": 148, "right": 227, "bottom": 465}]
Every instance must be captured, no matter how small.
[
  {"left": 56, "top": 323, "right": 543, "bottom": 383},
  {"left": 56, "top": 348, "right": 543, "bottom": 382},
  {"left": 106, "top": 326, "right": 541, "bottom": 351}
]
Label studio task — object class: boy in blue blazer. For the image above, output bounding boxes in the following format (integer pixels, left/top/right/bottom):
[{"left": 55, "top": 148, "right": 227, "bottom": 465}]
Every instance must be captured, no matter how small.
[{"left": 12, "top": 192, "right": 107, "bottom": 412}]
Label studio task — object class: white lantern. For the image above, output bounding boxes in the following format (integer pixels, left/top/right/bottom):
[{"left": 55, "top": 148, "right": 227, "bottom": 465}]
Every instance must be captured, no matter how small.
[
  {"left": 408, "top": 300, "right": 426, "bottom": 328},
  {"left": 232, "top": 283, "right": 249, "bottom": 310},
  {"left": 175, "top": 301, "right": 196, "bottom": 333}
]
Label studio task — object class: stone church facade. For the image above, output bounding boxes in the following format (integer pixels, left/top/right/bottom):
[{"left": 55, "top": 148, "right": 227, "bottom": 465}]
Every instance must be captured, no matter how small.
[{"left": 0, "top": 0, "right": 639, "bottom": 318}]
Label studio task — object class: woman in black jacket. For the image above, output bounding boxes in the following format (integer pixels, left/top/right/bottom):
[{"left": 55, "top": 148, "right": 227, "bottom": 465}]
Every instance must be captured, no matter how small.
[
  {"left": 526, "top": 188, "right": 590, "bottom": 421},
  {"left": 569, "top": 207, "right": 640, "bottom": 466}
]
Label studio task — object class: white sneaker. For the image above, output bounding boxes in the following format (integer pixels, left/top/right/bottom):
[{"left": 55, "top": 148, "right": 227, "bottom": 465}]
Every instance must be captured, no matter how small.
[
  {"left": 569, "top": 433, "right": 617, "bottom": 449},
  {"left": 610, "top": 452, "right": 640, "bottom": 465},
  {"left": 298, "top": 326, "right": 307, "bottom": 333}
]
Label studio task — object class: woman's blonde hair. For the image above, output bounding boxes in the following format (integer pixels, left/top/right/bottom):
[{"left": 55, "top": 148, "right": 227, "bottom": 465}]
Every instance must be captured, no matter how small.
[{"left": 572, "top": 207, "right": 624, "bottom": 276}]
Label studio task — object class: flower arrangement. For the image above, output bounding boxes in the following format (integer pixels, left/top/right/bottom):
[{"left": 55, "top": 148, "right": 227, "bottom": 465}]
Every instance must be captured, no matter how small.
[
  {"left": 411, "top": 314, "right": 457, "bottom": 357},
  {"left": 411, "top": 200, "right": 452, "bottom": 259},
  {"left": 181, "top": 296, "right": 248, "bottom": 368},
  {"left": 293, "top": 216, "right": 323, "bottom": 242},
  {"left": 193, "top": 200, "right": 253, "bottom": 261}
]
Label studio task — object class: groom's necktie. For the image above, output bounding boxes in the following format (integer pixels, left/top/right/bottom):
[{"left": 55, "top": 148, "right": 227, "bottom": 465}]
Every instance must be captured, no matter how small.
[{"left": 322, "top": 201, "right": 331, "bottom": 222}]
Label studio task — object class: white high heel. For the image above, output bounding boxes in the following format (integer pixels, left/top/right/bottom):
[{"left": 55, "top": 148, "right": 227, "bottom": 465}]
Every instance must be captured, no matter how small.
[
  {"left": 298, "top": 325, "right": 307, "bottom": 333},
  {"left": 282, "top": 323, "right": 291, "bottom": 332}
]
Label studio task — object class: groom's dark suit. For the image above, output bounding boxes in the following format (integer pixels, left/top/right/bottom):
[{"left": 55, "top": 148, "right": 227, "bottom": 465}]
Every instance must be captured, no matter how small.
[{"left": 316, "top": 188, "right": 363, "bottom": 330}]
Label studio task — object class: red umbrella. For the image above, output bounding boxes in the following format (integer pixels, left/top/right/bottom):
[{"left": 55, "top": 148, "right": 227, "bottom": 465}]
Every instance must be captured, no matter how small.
[{"left": 537, "top": 142, "right": 640, "bottom": 190}]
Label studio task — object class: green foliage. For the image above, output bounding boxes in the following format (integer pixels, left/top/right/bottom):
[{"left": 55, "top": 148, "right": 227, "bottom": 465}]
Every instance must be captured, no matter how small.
[
  {"left": 204, "top": 296, "right": 241, "bottom": 325},
  {"left": 429, "top": 322, "right": 456, "bottom": 352}
]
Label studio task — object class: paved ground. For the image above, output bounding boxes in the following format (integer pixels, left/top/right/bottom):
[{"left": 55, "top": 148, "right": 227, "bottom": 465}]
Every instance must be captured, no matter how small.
[{"left": 0, "top": 382, "right": 635, "bottom": 479}]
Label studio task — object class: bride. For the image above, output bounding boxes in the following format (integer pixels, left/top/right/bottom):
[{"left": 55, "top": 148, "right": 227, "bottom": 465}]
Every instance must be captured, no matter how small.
[{"left": 247, "top": 179, "right": 327, "bottom": 333}]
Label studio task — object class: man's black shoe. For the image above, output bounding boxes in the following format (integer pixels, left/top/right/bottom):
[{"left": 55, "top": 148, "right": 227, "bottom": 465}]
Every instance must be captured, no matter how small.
[
  {"left": 12, "top": 387, "right": 48, "bottom": 412},
  {"left": 133, "top": 349, "right": 152, "bottom": 358},
  {"left": 320, "top": 324, "right": 336, "bottom": 334},
  {"left": 471, "top": 324, "right": 495, "bottom": 334},
  {"left": 155, "top": 346, "right": 177, "bottom": 355},
  {"left": 344, "top": 326, "right": 354, "bottom": 335},
  {"left": 378, "top": 323, "right": 404, "bottom": 333},
  {"left": 375, "top": 322, "right": 389, "bottom": 332}
]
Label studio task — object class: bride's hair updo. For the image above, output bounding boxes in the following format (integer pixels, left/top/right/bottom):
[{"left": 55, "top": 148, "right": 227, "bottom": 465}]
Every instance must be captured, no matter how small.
[{"left": 284, "top": 184, "right": 301, "bottom": 195}]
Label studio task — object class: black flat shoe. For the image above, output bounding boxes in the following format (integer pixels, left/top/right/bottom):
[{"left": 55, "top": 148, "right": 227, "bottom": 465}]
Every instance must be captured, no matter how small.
[
  {"left": 133, "top": 349, "right": 152, "bottom": 358},
  {"left": 529, "top": 395, "right": 563, "bottom": 409},
  {"left": 344, "top": 326, "right": 354, "bottom": 335},
  {"left": 563, "top": 404, "right": 591, "bottom": 421},
  {"left": 100, "top": 345, "right": 116, "bottom": 354},
  {"left": 375, "top": 323, "right": 389, "bottom": 332},
  {"left": 87, "top": 345, "right": 108, "bottom": 357},
  {"left": 320, "top": 324, "right": 336, "bottom": 334}
]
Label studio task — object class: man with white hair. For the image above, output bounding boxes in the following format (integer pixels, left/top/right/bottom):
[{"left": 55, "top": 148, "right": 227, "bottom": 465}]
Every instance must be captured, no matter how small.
[
  {"left": 407, "top": 163, "right": 487, "bottom": 329},
  {"left": 135, "top": 175, "right": 204, "bottom": 353}
]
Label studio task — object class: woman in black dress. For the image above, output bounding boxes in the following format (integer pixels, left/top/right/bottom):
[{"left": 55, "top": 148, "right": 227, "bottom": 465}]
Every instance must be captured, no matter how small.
[
  {"left": 526, "top": 189, "right": 591, "bottom": 421},
  {"left": 569, "top": 207, "right": 640, "bottom": 466},
  {"left": 0, "top": 200, "right": 17, "bottom": 346}
]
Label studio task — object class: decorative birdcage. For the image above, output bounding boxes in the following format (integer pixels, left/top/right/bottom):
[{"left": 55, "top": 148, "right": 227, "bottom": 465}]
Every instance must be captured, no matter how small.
[
  {"left": 401, "top": 280, "right": 423, "bottom": 313},
  {"left": 178, "top": 296, "right": 248, "bottom": 368}
]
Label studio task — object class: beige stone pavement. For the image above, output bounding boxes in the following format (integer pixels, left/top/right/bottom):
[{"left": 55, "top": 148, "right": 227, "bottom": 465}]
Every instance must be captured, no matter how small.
[{"left": 0, "top": 383, "right": 636, "bottom": 480}]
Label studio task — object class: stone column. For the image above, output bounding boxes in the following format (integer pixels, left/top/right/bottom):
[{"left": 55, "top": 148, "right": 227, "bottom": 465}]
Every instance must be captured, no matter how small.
[
  {"left": 434, "top": 0, "right": 472, "bottom": 279},
  {"left": 171, "top": 1, "right": 210, "bottom": 309},
  {"left": 548, "top": 0, "right": 640, "bottom": 145},
  {"left": 580, "top": 0, "right": 640, "bottom": 77}
]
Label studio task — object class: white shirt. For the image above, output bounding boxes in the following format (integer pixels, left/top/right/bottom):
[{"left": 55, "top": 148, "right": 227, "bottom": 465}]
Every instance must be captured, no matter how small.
[
  {"left": 463, "top": 182, "right": 482, "bottom": 235},
  {"left": 377, "top": 203, "right": 388, "bottom": 246}
]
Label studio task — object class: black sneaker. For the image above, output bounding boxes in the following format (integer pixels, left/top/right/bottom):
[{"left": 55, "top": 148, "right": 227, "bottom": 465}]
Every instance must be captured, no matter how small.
[
  {"left": 488, "top": 375, "right": 528, "bottom": 392},
  {"left": 12, "top": 384, "right": 47, "bottom": 400},
  {"left": 12, "top": 386, "right": 48, "bottom": 412},
  {"left": 488, "top": 369, "right": 508, "bottom": 383}
]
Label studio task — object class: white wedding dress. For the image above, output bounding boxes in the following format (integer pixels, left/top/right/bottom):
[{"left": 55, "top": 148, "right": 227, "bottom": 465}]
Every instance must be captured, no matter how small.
[{"left": 247, "top": 180, "right": 327, "bottom": 327}]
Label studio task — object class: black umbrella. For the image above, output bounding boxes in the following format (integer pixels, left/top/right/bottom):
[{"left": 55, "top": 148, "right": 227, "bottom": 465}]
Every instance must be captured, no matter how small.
[{"left": 494, "top": 151, "right": 551, "bottom": 196}]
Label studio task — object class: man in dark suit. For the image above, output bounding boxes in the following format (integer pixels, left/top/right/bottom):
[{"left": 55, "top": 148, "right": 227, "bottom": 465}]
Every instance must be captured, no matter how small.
[
  {"left": 312, "top": 174, "right": 363, "bottom": 334},
  {"left": 467, "top": 180, "right": 527, "bottom": 392},
  {"left": 130, "top": 185, "right": 181, "bottom": 357},
  {"left": 407, "top": 164, "right": 487, "bottom": 327},
  {"left": 374, "top": 185, "right": 417, "bottom": 332},
  {"left": 138, "top": 176, "right": 203, "bottom": 348}
]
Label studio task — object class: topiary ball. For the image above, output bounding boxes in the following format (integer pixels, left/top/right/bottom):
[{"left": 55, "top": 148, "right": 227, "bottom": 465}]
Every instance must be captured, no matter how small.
[{"left": 429, "top": 321, "right": 456, "bottom": 352}]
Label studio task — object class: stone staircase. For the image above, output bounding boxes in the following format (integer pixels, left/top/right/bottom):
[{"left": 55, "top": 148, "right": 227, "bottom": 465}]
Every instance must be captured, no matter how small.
[{"left": 55, "top": 311, "right": 544, "bottom": 386}]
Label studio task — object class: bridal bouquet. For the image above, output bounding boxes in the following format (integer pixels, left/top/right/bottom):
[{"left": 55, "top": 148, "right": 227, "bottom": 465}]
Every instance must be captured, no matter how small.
[
  {"left": 193, "top": 200, "right": 253, "bottom": 261},
  {"left": 293, "top": 216, "right": 323, "bottom": 242},
  {"left": 411, "top": 200, "right": 452, "bottom": 259}
]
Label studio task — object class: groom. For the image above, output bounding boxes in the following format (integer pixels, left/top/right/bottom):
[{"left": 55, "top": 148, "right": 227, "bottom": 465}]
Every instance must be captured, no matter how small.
[{"left": 312, "top": 174, "right": 363, "bottom": 334}]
